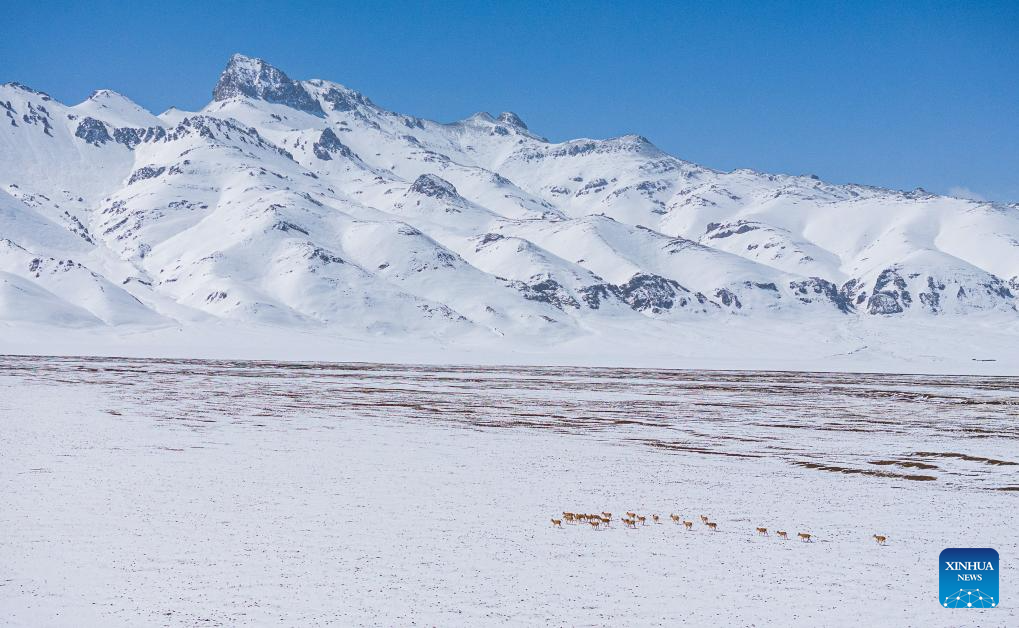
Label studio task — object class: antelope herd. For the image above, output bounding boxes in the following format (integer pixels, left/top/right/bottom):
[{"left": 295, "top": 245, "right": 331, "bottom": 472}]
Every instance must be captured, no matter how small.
[
  {"left": 562, "top": 512, "right": 614, "bottom": 527},
  {"left": 553, "top": 510, "right": 888, "bottom": 545}
]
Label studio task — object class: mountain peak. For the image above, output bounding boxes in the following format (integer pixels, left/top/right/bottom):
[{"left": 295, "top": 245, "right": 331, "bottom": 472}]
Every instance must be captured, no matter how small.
[
  {"left": 88, "top": 88, "right": 127, "bottom": 101},
  {"left": 496, "top": 111, "right": 527, "bottom": 129},
  {"left": 213, "top": 53, "right": 324, "bottom": 116},
  {"left": 465, "top": 111, "right": 495, "bottom": 124},
  {"left": 1, "top": 82, "right": 53, "bottom": 100},
  {"left": 72, "top": 88, "right": 162, "bottom": 128}
]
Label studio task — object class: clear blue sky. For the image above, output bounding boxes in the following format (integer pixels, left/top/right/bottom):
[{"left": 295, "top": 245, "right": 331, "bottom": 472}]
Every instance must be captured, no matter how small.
[{"left": 3, "top": 1, "right": 1017, "bottom": 201}]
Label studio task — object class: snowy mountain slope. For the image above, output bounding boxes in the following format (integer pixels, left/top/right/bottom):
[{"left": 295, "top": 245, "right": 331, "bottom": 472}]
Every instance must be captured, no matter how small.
[
  {"left": 1, "top": 53, "right": 1016, "bottom": 348},
  {"left": 0, "top": 271, "right": 101, "bottom": 327}
]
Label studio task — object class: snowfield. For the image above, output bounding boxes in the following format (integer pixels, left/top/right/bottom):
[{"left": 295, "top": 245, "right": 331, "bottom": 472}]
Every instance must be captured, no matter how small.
[
  {"left": 3, "top": 311, "right": 1019, "bottom": 376},
  {"left": 2, "top": 356, "right": 1016, "bottom": 626}
]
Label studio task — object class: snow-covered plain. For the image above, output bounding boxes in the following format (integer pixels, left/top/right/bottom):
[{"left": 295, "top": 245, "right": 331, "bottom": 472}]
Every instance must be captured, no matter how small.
[
  {"left": 3, "top": 310, "right": 1019, "bottom": 376},
  {"left": 2, "top": 356, "right": 1016, "bottom": 626}
]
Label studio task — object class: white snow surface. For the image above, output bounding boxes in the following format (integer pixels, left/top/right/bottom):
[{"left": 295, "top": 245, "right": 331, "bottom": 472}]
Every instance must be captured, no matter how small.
[
  {"left": 2, "top": 54, "right": 1019, "bottom": 372},
  {"left": 2, "top": 356, "right": 1016, "bottom": 626}
]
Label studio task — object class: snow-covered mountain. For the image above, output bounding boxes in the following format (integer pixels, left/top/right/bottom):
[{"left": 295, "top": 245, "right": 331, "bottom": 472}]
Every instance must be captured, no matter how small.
[{"left": 2, "top": 54, "right": 1018, "bottom": 354}]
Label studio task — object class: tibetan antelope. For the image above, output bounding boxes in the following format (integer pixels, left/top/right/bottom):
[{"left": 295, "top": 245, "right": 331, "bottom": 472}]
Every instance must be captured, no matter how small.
[
  {"left": 652, "top": 514, "right": 661, "bottom": 524},
  {"left": 589, "top": 520, "right": 601, "bottom": 530},
  {"left": 626, "top": 511, "right": 637, "bottom": 519},
  {"left": 563, "top": 513, "right": 575, "bottom": 523},
  {"left": 797, "top": 532, "right": 812, "bottom": 542},
  {"left": 637, "top": 515, "right": 647, "bottom": 526},
  {"left": 776, "top": 531, "right": 788, "bottom": 540},
  {"left": 706, "top": 522, "right": 718, "bottom": 531},
  {"left": 551, "top": 518, "right": 562, "bottom": 528},
  {"left": 683, "top": 520, "right": 694, "bottom": 530},
  {"left": 600, "top": 516, "right": 611, "bottom": 526},
  {"left": 756, "top": 527, "right": 768, "bottom": 536},
  {"left": 622, "top": 517, "right": 636, "bottom": 528},
  {"left": 873, "top": 534, "right": 887, "bottom": 545},
  {"left": 700, "top": 515, "right": 709, "bottom": 524},
  {"left": 670, "top": 514, "right": 680, "bottom": 523},
  {"left": 602, "top": 512, "right": 612, "bottom": 518}
]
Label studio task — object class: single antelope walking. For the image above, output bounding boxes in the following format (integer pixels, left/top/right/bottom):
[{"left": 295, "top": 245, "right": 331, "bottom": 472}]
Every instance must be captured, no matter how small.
[
  {"left": 700, "top": 515, "right": 709, "bottom": 524},
  {"left": 652, "top": 514, "right": 661, "bottom": 524},
  {"left": 564, "top": 513, "right": 575, "bottom": 523},
  {"left": 637, "top": 515, "right": 647, "bottom": 526},
  {"left": 706, "top": 521, "right": 718, "bottom": 531},
  {"left": 670, "top": 514, "right": 680, "bottom": 523},
  {"left": 622, "top": 517, "right": 636, "bottom": 528},
  {"left": 551, "top": 518, "right": 562, "bottom": 528},
  {"left": 776, "top": 531, "right": 788, "bottom": 540},
  {"left": 873, "top": 534, "right": 887, "bottom": 545},
  {"left": 589, "top": 520, "right": 601, "bottom": 530},
  {"left": 797, "top": 532, "right": 812, "bottom": 542},
  {"left": 626, "top": 511, "right": 637, "bottom": 519},
  {"left": 683, "top": 520, "right": 694, "bottom": 530},
  {"left": 600, "top": 516, "right": 611, "bottom": 526},
  {"left": 756, "top": 527, "right": 768, "bottom": 536}
]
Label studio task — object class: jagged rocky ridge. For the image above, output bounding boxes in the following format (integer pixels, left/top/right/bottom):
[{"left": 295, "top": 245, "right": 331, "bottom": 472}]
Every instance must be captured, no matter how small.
[{"left": 1, "top": 54, "right": 1017, "bottom": 338}]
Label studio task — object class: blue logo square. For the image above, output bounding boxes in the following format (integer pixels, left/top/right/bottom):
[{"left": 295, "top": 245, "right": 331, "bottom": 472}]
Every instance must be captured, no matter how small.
[{"left": 940, "top": 548, "right": 999, "bottom": 608}]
